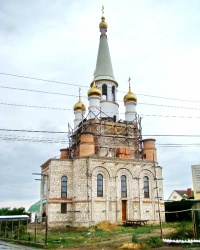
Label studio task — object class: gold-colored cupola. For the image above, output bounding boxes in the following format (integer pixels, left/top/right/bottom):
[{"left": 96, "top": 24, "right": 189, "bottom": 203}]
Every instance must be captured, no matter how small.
[
  {"left": 88, "top": 81, "right": 101, "bottom": 97},
  {"left": 99, "top": 16, "right": 108, "bottom": 30},
  {"left": 73, "top": 88, "right": 86, "bottom": 111},
  {"left": 123, "top": 78, "right": 137, "bottom": 103}
]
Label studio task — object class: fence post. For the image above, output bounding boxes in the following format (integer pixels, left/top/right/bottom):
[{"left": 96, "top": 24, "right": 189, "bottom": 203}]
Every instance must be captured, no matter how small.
[
  {"left": 45, "top": 216, "right": 48, "bottom": 246},
  {"left": 5, "top": 220, "right": 7, "bottom": 238},
  {"left": 18, "top": 219, "right": 20, "bottom": 240},
  {"left": 34, "top": 217, "right": 37, "bottom": 243}
]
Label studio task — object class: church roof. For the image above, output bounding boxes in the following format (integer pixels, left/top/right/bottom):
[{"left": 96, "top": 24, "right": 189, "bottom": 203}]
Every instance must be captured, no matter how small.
[
  {"left": 28, "top": 200, "right": 40, "bottom": 212},
  {"left": 94, "top": 15, "right": 118, "bottom": 85}
]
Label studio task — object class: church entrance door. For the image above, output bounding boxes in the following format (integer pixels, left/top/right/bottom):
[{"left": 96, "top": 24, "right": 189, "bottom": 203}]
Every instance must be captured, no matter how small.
[{"left": 122, "top": 200, "right": 127, "bottom": 221}]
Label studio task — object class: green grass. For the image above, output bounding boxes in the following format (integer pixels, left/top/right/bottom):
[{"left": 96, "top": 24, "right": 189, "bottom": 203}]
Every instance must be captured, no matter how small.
[
  {"left": 1, "top": 222, "right": 195, "bottom": 249},
  {"left": 45, "top": 224, "right": 161, "bottom": 249}
]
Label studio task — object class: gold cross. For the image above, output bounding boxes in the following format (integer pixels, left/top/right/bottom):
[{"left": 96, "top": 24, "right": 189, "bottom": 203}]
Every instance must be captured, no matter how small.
[
  {"left": 79, "top": 87, "right": 81, "bottom": 99},
  {"left": 102, "top": 5, "right": 104, "bottom": 15},
  {"left": 128, "top": 77, "right": 131, "bottom": 91}
]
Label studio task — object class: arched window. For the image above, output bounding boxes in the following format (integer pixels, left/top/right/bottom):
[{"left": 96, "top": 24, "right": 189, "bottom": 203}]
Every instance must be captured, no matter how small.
[
  {"left": 97, "top": 174, "right": 103, "bottom": 197},
  {"left": 102, "top": 84, "right": 107, "bottom": 100},
  {"left": 144, "top": 176, "right": 149, "bottom": 198},
  {"left": 121, "top": 175, "right": 127, "bottom": 198},
  {"left": 112, "top": 86, "right": 115, "bottom": 101},
  {"left": 61, "top": 176, "right": 67, "bottom": 198},
  {"left": 43, "top": 183, "right": 47, "bottom": 196}
]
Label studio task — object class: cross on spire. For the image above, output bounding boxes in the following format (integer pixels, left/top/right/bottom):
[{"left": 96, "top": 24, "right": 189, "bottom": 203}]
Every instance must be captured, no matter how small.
[
  {"left": 128, "top": 77, "right": 131, "bottom": 91},
  {"left": 102, "top": 5, "right": 104, "bottom": 16},
  {"left": 79, "top": 87, "right": 81, "bottom": 100}
]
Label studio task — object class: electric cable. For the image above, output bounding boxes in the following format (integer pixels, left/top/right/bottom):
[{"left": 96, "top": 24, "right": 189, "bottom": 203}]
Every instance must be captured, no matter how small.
[{"left": 0, "top": 71, "right": 199, "bottom": 103}]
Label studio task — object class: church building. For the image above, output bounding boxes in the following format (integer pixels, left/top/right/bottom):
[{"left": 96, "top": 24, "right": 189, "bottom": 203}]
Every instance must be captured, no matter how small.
[{"left": 40, "top": 9, "right": 165, "bottom": 227}]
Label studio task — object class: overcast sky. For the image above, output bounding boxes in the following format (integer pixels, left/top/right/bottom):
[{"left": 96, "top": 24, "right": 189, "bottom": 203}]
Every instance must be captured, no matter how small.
[{"left": 0, "top": 0, "right": 200, "bottom": 210}]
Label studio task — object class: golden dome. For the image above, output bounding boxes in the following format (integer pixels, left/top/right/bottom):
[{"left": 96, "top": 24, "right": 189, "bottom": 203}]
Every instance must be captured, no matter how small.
[
  {"left": 99, "top": 16, "right": 108, "bottom": 29},
  {"left": 87, "top": 81, "right": 101, "bottom": 97},
  {"left": 124, "top": 91, "right": 137, "bottom": 103},
  {"left": 73, "top": 99, "right": 86, "bottom": 111},
  {"left": 124, "top": 83, "right": 137, "bottom": 103}
]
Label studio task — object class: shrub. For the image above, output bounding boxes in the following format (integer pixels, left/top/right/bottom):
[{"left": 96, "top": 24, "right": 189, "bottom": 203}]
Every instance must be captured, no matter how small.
[
  {"left": 145, "top": 236, "right": 163, "bottom": 248},
  {"left": 132, "top": 233, "right": 139, "bottom": 243},
  {"left": 169, "top": 221, "right": 194, "bottom": 239}
]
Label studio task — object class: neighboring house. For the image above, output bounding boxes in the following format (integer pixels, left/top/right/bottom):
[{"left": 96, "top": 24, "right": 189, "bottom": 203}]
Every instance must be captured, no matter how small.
[
  {"left": 167, "top": 188, "right": 194, "bottom": 201},
  {"left": 28, "top": 201, "right": 40, "bottom": 223},
  {"left": 39, "top": 9, "right": 165, "bottom": 228}
]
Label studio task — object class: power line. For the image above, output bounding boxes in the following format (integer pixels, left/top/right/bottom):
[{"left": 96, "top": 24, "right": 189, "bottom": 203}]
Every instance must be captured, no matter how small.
[
  {"left": 0, "top": 71, "right": 199, "bottom": 103},
  {"left": 140, "top": 114, "right": 200, "bottom": 119},
  {"left": 1, "top": 101, "right": 200, "bottom": 113},
  {"left": 2, "top": 98, "right": 200, "bottom": 118},
  {"left": 0, "top": 102, "right": 69, "bottom": 111},
  {"left": 2, "top": 85, "right": 200, "bottom": 113},
  {"left": 0, "top": 72, "right": 83, "bottom": 87},
  {"left": 0, "top": 128, "right": 68, "bottom": 134},
  {"left": 0, "top": 135, "right": 67, "bottom": 144},
  {"left": 0, "top": 85, "right": 78, "bottom": 98},
  {"left": 1, "top": 135, "right": 200, "bottom": 147},
  {"left": 1, "top": 128, "right": 200, "bottom": 137}
]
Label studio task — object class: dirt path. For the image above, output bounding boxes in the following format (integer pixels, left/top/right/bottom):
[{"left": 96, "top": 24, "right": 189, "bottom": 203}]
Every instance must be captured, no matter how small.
[{"left": 57, "top": 228, "right": 185, "bottom": 250}]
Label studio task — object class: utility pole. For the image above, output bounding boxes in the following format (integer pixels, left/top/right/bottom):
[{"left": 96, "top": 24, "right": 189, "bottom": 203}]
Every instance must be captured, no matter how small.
[{"left": 153, "top": 154, "right": 163, "bottom": 239}]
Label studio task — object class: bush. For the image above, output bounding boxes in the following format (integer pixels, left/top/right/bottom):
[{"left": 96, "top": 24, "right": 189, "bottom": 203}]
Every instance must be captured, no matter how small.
[
  {"left": 168, "top": 221, "right": 194, "bottom": 239},
  {"left": 145, "top": 236, "right": 163, "bottom": 248},
  {"left": 132, "top": 233, "right": 139, "bottom": 243}
]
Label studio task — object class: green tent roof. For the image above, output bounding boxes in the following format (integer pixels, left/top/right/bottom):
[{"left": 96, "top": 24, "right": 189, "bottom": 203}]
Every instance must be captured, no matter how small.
[{"left": 28, "top": 201, "right": 40, "bottom": 212}]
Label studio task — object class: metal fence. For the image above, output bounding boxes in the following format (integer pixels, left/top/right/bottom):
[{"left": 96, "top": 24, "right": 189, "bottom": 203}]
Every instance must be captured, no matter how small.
[{"left": 0, "top": 215, "right": 48, "bottom": 246}]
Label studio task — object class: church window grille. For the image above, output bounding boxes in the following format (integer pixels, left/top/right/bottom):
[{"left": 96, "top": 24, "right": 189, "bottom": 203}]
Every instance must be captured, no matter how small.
[
  {"left": 61, "top": 176, "right": 67, "bottom": 198},
  {"left": 144, "top": 176, "right": 150, "bottom": 198},
  {"left": 102, "top": 84, "right": 107, "bottom": 100},
  {"left": 121, "top": 175, "right": 127, "bottom": 198},
  {"left": 61, "top": 203, "right": 67, "bottom": 213},
  {"left": 97, "top": 174, "right": 103, "bottom": 197}
]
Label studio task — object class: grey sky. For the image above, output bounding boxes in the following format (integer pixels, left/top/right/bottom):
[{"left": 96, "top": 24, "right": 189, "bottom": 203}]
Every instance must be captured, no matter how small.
[{"left": 0, "top": 0, "right": 200, "bottom": 210}]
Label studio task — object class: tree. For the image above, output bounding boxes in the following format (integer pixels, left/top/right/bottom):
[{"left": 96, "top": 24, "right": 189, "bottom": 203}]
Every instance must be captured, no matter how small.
[{"left": 0, "top": 207, "right": 28, "bottom": 216}]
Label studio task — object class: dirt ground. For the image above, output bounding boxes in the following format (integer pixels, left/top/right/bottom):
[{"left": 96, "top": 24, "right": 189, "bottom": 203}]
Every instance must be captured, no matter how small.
[{"left": 57, "top": 228, "right": 199, "bottom": 250}]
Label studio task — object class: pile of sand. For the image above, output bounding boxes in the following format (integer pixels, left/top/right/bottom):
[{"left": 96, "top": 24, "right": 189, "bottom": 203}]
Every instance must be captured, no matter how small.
[
  {"left": 120, "top": 243, "right": 142, "bottom": 249},
  {"left": 96, "top": 221, "right": 120, "bottom": 231}
]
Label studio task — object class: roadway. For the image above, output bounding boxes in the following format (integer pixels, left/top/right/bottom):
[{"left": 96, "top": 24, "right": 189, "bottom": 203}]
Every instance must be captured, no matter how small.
[{"left": 0, "top": 241, "right": 42, "bottom": 249}]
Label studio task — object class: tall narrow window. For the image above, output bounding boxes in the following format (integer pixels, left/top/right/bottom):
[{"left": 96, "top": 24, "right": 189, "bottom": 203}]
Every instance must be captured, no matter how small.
[
  {"left": 61, "top": 176, "right": 67, "bottom": 198},
  {"left": 144, "top": 176, "right": 150, "bottom": 198},
  {"left": 121, "top": 175, "right": 127, "bottom": 198},
  {"left": 112, "top": 86, "right": 115, "bottom": 101},
  {"left": 97, "top": 174, "right": 103, "bottom": 197},
  {"left": 102, "top": 84, "right": 107, "bottom": 100}
]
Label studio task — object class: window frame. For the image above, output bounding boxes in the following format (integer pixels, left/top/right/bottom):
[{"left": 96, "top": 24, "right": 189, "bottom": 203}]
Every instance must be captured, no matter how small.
[
  {"left": 61, "top": 203, "right": 67, "bottom": 214},
  {"left": 112, "top": 86, "right": 115, "bottom": 101},
  {"left": 144, "top": 176, "right": 150, "bottom": 198},
  {"left": 61, "top": 176, "right": 67, "bottom": 198},
  {"left": 97, "top": 174, "right": 103, "bottom": 197},
  {"left": 121, "top": 175, "right": 127, "bottom": 198},
  {"left": 102, "top": 84, "right": 107, "bottom": 100}
]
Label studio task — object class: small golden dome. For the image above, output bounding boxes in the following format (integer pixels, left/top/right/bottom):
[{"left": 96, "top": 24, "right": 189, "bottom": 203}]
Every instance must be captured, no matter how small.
[
  {"left": 124, "top": 91, "right": 137, "bottom": 103},
  {"left": 88, "top": 81, "right": 101, "bottom": 97},
  {"left": 99, "top": 16, "right": 108, "bottom": 29},
  {"left": 73, "top": 99, "right": 86, "bottom": 111}
]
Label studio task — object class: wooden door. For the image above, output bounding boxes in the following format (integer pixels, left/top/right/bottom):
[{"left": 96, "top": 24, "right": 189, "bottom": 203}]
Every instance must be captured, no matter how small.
[{"left": 122, "top": 200, "right": 127, "bottom": 221}]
